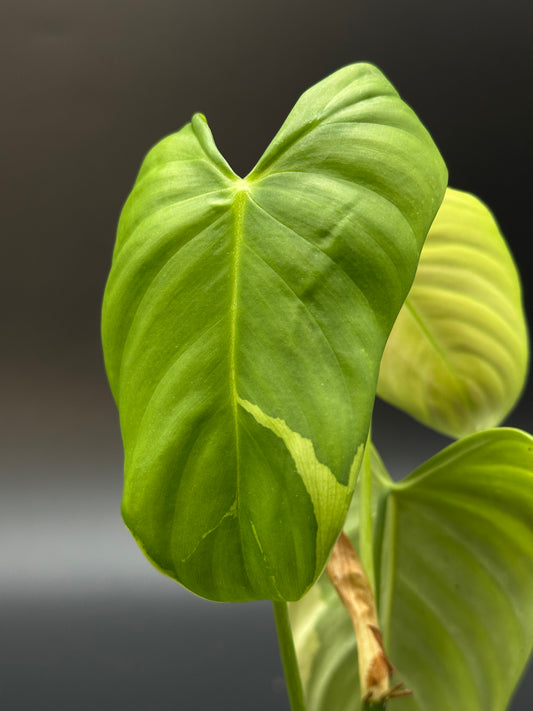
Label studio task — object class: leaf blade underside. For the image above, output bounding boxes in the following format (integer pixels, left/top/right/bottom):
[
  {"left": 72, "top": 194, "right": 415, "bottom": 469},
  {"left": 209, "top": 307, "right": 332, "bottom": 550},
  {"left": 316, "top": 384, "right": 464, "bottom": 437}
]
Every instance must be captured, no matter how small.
[
  {"left": 101, "top": 63, "right": 447, "bottom": 601},
  {"left": 377, "top": 187, "right": 529, "bottom": 439}
]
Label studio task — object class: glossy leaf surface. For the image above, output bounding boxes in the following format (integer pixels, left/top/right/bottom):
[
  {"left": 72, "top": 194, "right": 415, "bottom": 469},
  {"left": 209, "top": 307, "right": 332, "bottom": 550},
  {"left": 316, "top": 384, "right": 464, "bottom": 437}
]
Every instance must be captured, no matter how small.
[
  {"left": 101, "top": 63, "right": 447, "bottom": 602},
  {"left": 290, "top": 430, "right": 533, "bottom": 710},
  {"left": 377, "top": 188, "right": 529, "bottom": 438}
]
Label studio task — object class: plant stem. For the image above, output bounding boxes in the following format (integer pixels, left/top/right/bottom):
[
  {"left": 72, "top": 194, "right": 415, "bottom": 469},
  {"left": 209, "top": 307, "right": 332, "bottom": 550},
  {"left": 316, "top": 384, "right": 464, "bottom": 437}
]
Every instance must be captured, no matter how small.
[
  {"left": 272, "top": 600, "right": 307, "bottom": 711},
  {"left": 358, "top": 436, "right": 376, "bottom": 590}
]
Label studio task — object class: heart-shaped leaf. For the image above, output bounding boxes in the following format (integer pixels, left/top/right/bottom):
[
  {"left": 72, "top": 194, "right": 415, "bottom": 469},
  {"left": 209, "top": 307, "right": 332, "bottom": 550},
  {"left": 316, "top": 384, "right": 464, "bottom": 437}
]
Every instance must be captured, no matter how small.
[
  {"left": 289, "top": 430, "right": 533, "bottom": 710},
  {"left": 101, "top": 63, "right": 447, "bottom": 602},
  {"left": 377, "top": 187, "right": 529, "bottom": 439}
]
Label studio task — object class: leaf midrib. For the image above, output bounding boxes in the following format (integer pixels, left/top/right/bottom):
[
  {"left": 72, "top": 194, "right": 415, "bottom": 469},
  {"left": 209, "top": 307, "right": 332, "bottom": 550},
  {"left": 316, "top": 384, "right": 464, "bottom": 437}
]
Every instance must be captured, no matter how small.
[
  {"left": 230, "top": 186, "right": 248, "bottom": 577},
  {"left": 403, "top": 296, "right": 475, "bottom": 413}
]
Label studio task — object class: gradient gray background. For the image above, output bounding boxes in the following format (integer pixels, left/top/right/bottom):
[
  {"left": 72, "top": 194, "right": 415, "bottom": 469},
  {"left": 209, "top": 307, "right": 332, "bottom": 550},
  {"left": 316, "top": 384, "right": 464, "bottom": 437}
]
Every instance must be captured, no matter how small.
[{"left": 1, "top": 0, "right": 532, "bottom": 708}]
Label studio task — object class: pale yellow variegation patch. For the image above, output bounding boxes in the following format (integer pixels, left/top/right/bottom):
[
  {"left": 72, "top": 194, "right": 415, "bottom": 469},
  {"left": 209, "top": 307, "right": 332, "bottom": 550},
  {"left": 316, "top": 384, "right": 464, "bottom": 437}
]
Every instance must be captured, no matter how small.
[{"left": 238, "top": 397, "right": 363, "bottom": 574}]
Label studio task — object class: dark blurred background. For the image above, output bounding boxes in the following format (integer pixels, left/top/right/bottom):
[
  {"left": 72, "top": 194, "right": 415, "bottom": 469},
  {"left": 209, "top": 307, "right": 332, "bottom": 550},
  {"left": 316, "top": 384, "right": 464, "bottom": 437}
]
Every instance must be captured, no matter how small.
[{"left": 1, "top": 0, "right": 532, "bottom": 708}]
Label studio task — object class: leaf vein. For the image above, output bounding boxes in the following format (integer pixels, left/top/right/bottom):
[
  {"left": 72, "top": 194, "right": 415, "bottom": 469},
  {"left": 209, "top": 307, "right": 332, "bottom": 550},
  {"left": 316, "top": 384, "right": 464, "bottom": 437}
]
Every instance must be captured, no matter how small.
[
  {"left": 115, "top": 186, "right": 233, "bottom": 260},
  {"left": 246, "top": 191, "right": 376, "bottom": 318},
  {"left": 116, "top": 210, "right": 230, "bottom": 394},
  {"left": 242, "top": 241, "right": 352, "bottom": 411}
]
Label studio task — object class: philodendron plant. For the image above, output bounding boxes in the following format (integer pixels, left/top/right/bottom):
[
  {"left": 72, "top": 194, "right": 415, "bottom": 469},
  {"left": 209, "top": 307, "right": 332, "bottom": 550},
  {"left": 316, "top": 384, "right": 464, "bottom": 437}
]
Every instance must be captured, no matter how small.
[{"left": 101, "top": 63, "right": 532, "bottom": 710}]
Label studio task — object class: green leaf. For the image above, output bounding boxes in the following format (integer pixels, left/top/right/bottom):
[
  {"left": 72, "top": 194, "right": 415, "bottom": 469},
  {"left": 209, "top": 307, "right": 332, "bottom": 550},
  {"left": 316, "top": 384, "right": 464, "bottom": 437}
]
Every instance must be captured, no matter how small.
[
  {"left": 101, "top": 62, "right": 447, "bottom": 602},
  {"left": 290, "top": 430, "right": 533, "bottom": 710},
  {"left": 377, "top": 187, "right": 529, "bottom": 439}
]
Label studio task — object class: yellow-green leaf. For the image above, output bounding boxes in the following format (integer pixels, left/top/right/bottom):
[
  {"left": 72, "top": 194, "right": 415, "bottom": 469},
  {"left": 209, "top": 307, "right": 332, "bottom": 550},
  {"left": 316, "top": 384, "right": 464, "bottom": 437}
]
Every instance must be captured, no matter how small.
[{"left": 377, "top": 188, "right": 529, "bottom": 438}]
